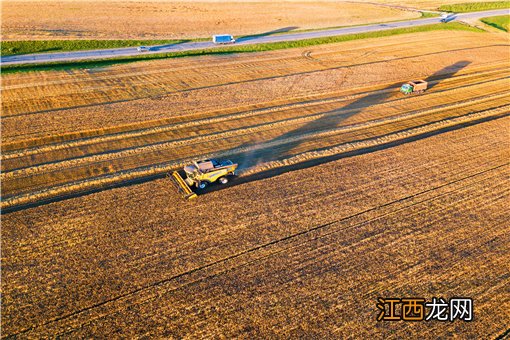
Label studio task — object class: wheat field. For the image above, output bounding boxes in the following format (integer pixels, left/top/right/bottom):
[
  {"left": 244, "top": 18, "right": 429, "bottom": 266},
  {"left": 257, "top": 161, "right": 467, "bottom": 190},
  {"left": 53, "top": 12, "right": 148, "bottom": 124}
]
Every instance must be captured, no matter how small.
[
  {"left": 353, "top": 0, "right": 510, "bottom": 10},
  {"left": 1, "top": 25, "right": 509, "bottom": 337},
  {"left": 2, "top": 117, "right": 508, "bottom": 337},
  {"left": 1, "top": 30, "right": 509, "bottom": 209},
  {"left": 1, "top": 1, "right": 418, "bottom": 40}
]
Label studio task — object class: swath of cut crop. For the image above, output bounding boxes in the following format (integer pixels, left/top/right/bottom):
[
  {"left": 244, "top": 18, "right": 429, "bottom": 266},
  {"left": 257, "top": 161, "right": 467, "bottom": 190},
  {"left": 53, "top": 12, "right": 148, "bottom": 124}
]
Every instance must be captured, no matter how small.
[
  {"left": 3, "top": 62, "right": 508, "bottom": 162},
  {"left": 1, "top": 69, "right": 508, "bottom": 199},
  {"left": 2, "top": 103, "right": 508, "bottom": 211}
]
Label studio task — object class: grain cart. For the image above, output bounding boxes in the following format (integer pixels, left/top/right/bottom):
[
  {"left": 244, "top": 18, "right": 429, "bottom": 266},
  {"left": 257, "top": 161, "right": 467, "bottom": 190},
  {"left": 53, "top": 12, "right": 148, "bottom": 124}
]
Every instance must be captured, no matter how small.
[
  {"left": 400, "top": 80, "right": 428, "bottom": 95},
  {"left": 171, "top": 159, "right": 238, "bottom": 199}
]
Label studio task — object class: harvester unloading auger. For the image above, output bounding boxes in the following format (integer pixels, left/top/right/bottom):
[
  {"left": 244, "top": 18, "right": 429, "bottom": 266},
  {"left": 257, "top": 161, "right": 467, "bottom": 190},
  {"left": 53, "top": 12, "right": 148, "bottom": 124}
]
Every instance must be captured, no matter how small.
[{"left": 170, "top": 159, "right": 238, "bottom": 199}]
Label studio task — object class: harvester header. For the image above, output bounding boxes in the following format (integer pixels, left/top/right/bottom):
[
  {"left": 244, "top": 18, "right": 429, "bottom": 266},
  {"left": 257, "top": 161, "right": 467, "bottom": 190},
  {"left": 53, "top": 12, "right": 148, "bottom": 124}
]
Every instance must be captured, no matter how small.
[{"left": 171, "top": 171, "right": 197, "bottom": 200}]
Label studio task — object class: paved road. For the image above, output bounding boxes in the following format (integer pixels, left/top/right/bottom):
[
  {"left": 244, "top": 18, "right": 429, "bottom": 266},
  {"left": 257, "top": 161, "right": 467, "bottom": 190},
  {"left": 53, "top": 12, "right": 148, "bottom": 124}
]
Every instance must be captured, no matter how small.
[{"left": 2, "top": 9, "right": 508, "bottom": 65}]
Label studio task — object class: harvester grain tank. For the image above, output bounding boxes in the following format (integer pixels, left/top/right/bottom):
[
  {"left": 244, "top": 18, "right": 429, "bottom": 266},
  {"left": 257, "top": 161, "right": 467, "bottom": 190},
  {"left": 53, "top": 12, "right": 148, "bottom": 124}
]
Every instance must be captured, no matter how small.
[
  {"left": 171, "top": 159, "right": 238, "bottom": 199},
  {"left": 400, "top": 80, "right": 428, "bottom": 95}
]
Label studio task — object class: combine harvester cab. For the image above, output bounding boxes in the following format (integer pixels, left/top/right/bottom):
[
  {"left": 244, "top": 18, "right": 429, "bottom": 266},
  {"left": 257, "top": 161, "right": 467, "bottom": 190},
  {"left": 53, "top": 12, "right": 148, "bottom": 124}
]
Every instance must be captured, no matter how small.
[
  {"left": 400, "top": 80, "right": 428, "bottom": 95},
  {"left": 171, "top": 159, "right": 238, "bottom": 199}
]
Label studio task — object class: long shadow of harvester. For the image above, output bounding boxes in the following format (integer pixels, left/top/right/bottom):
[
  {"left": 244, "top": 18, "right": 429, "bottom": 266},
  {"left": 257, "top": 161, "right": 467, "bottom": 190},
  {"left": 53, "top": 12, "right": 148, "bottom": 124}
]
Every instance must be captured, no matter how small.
[
  {"left": 237, "top": 27, "right": 299, "bottom": 42},
  {"left": 2, "top": 62, "right": 474, "bottom": 211},
  {"left": 227, "top": 60, "right": 472, "bottom": 178}
]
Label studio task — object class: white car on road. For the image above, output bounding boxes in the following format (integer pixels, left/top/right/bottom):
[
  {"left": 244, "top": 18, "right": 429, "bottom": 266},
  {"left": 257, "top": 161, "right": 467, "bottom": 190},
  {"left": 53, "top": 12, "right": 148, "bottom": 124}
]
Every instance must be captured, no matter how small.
[
  {"left": 440, "top": 13, "right": 456, "bottom": 22},
  {"left": 137, "top": 46, "right": 151, "bottom": 52},
  {"left": 212, "top": 35, "right": 236, "bottom": 44}
]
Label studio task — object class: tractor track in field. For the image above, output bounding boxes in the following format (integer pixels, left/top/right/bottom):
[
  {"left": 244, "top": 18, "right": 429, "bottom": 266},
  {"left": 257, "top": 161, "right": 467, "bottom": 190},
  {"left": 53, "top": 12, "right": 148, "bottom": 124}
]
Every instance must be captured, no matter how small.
[
  {"left": 3, "top": 61, "right": 508, "bottom": 154},
  {"left": 2, "top": 65, "right": 509, "bottom": 197},
  {"left": 2, "top": 87, "right": 508, "bottom": 180},
  {"left": 7, "top": 163, "right": 507, "bottom": 337},
  {"left": 3, "top": 45, "right": 508, "bottom": 118},
  {"left": 2, "top": 87, "right": 507, "bottom": 175},
  {"left": 0, "top": 84, "right": 396, "bottom": 157},
  {"left": 2, "top": 74, "right": 508, "bottom": 181},
  {"left": 2, "top": 59, "right": 508, "bottom": 208},
  {"left": 1, "top": 101, "right": 507, "bottom": 202},
  {"left": 1, "top": 106, "right": 508, "bottom": 213},
  {"left": 237, "top": 106, "right": 510, "bottom": 175},
  {"left": 2, "top": 65, "right": 507, "bottom": 164},
  {"left": 0, "top": 70, "right": 499, "bottom": 155}
]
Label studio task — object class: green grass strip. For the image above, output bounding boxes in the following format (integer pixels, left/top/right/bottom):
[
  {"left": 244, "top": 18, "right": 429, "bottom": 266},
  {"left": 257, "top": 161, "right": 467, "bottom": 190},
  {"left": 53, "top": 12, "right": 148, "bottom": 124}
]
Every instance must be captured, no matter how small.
[
  {"left": 439, "top": 1, "right": 510, "bottom": 13},
  {"left": 1, "top": 22, "right": 484, "bottom": 74},
  {"left": 481, "top": 15, "right": 510, "bottom": 31},
  {"left": 1, "top": 39, "right": 188, "bottom": 56},
  {"left": 0, "top": 16, "right": 423, "bottom": 56},
  {"left": 421, "top": 12, "right": 441, "bottom": 18}
]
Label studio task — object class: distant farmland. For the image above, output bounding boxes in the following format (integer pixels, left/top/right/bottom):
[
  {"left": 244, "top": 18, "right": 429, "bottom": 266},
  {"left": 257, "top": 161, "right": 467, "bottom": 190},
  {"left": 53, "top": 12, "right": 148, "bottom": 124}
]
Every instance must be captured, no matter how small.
[{"left": 1, "top": 1, "right": 418, "bottom": 40}]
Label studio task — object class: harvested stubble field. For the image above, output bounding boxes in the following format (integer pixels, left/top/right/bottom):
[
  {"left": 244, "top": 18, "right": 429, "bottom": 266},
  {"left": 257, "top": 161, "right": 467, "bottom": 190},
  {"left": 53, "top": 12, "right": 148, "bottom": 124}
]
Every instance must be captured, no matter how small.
[
  {"left": 1, "top": 30, "right": 509, "bottom": 209},
  {"left": 2, "top": 117, "right": 509, "bottom": 337},
  {"left": 1, "top": 0, "right": 419, "bottom": 40},
  {"left": 1, "top": 28, "right": 510, "bottom": 337}
]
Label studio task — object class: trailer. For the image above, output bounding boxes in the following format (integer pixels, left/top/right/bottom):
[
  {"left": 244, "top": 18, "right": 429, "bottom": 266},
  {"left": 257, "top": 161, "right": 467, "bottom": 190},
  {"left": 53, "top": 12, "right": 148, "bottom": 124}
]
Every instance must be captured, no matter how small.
[
  {"left": 212, "top": 34, "right": 236, "bottom": 44},
  {"left": 400, "top": 80, "right": 428, "bottom": 95}
]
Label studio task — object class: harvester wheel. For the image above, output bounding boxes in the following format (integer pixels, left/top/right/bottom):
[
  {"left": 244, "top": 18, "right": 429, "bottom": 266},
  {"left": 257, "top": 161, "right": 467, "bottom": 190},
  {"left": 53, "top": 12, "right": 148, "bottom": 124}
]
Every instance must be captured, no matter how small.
[
  {"left": 197, "top": 181, "right": 208, "bottom": 189},
  {"left": 219, "top": 177, "right": 229, "bottom": 184}
]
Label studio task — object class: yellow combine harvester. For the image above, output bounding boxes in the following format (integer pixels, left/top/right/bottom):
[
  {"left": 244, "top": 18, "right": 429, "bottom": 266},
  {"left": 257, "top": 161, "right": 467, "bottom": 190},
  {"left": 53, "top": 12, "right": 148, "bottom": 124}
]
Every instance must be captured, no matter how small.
[{"left": 171, "top": 159, "right": 238, "bottom": 199}]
